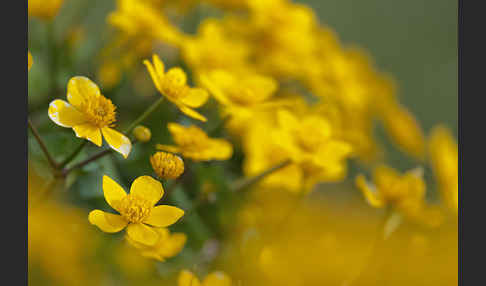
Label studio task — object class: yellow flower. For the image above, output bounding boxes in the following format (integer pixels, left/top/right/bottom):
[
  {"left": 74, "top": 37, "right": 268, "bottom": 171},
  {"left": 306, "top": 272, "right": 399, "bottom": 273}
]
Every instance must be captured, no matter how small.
[
  {"left": 276, "top": 109, "right": 353, "bottom": 182},
  {"left": 28, "top": 0, "right": 65, "bottom": 20},
  {"left": 89, "top": 175, "right": 185, "bottom": 246},
  {"left": 157, "top": 123, "right": 233, "bottom": 161},
  {"left": 28, "top": 51, "right": 33, "bottom": 71},
  {"left": 144, "top": 54, "right": 209, "bottom": 122},
  {"left": 178, "top": 270, "right": 232, "bottom": 286},
  {"left": 48, "top": 76, "right": 132, "bottom": 158},
  {"left": 428, "top": 126, "right": 458, "bottom": 214},
  {"left": 126, "top": 227, "right": 187, "bottom": 261},
  {"left": 132, "top": 125, "right": 152, "bottom": 143},
  {"left": 150, "top": 151, "right": 185, "bottom": 180},
  {"left": 356, "top": 165, "right": 427, "bottom": 217},
  {"left": 108, "top": 0, "right": 184, "bottom": 46}
]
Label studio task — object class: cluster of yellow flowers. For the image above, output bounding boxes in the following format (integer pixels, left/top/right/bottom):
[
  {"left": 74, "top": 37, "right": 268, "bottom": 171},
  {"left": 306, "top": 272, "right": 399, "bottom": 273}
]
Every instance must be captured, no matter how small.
[{"left": 28, "top": 0, "right": 457, "bottom": 284}]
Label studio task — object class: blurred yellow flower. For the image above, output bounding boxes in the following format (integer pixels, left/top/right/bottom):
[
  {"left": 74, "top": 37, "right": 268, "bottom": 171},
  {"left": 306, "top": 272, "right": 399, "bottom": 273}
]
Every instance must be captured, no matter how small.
[
  {"left": 28, "top": 0, "right": 65, "bottom": 20},
  {"left": 150, "top": 151, "right": 185, "bottom": 180},
  {"left": 89, "top": 175, "right": 185, "bottom": 246},
  {"left": 108, "top": 0, "right": 184, "bottom": 45},
  {"left": 355, "top": 165, "right": 441, "bottom": 225},
  {"left": 428, "top": 126, "right": 458, "bottom": 214},
  {"left": 28, "top": 51, "right": 33, "bottom": 71},
  {"left": 133, "top": 125, "right": 152, "bottom": 143},
  {"left": 381, "top": 104, "right": 425, "bottom": 159},
  {"left": 144, "top": 54, "right": 209, "bottom": 122},
  {"left": 157, "top": 123, "right": 233, "bottom": 161},
  {"left": 126, "top": 227, "right": 187, "bottom": 261},
  {"left": 48, "top": 76, "right": 132, "bottom": 158},
  {"left": 179, "top": 270, "right": 232, "bottom": 286}
]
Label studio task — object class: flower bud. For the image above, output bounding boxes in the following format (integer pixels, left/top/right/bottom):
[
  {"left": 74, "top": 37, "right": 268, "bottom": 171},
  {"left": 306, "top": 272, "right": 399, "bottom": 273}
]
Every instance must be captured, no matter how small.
[
  {"left": 150, "top": 152, "right": 184, "bottom": 180},
  {"left": 133, "top": 125, "right": 152, "bottom": 143}
]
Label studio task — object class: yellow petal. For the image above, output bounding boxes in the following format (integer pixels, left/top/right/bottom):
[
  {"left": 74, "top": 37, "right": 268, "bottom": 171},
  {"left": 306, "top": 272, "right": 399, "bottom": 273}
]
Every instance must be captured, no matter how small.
[
  {"left": 144, "top": 59, "right": 162, "bottom": 92},
  {"left": 143, "top": 205, "right": 184, "bottom": 227},
  {"left": 101, "top": 127, "right": 132, "bottom": 158},
  {"left": 198, "top": 72, "right": 232, "bottom": 106},
  {"left": 73, "top": 123, "right": 102, "bottom": 146},
  {"left": 179, "top": 270, "right": 201, "bottom": 286},
  {"left": 155, "top": 144, "right": 181, "bottom": 154},
  {"left": 178, "top": 105, "right": 207, "bottom": 122},
  {"left": 28, "top": 51, "right": 33, "bottom": 71},
  {"left": 126, "top": 223, "right": 159, "bottom": 246},
  {"left": 277, "top": 109, "right": 299, "bottom": 131},
  {"left": 88, "top": 210, "right": 128, "bottom": 233},
  {"left": 48, "top": 99, "right": 87, "bottom": 128},
  {"left": 202, "top": 271, "right": 232, "bottom": 286},
  {"left": 130, "top": 176, "right": 164, "bottom": 206},
  {"left": 102, "top": 175, "right": 127, "bottom": 212},
  {"left": 355, "top": 175, "right": 385, "bottom": 208},
  {"left": 152, "top": 54, "right": 165, "bottom": 78},
  {"left": 209, "top": 139, "right": 233, "bottom": 160},
  {"left": 180, "top": 88, "right": 209, "bottom": 108},
  {"left": 67, "top": 76, "right": 101, "bottom": 108}
]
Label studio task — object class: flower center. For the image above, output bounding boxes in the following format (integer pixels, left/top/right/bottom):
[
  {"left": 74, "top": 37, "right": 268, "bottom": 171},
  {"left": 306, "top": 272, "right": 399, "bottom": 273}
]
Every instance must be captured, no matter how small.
[
  {"left": 118, "top": 195, "right": 152, "bottom": 223},
  {"left": 79, "top": 95, "right": 117, "bottom": 128}
]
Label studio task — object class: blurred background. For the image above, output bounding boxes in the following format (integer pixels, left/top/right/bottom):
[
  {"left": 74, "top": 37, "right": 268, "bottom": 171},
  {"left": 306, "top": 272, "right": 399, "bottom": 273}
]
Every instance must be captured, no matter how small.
[{"left": 28, "top": 0, "right": 458, "bottom": 285}]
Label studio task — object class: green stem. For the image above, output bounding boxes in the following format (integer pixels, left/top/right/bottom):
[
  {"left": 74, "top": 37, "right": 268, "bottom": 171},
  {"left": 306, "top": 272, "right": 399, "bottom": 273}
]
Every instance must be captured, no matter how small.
[
  {"left": 62, "top": 148, "right": 112, "bottom": 177},
  {"left": 59, "top": 141, "right": 87, "bottom": 168},
  {"left": 124, "top": 97, "right": 165, "bottom": 134},
  {"left": 28, "top": 118, "right": 59, "bottom": 171},
  {"left": 230, "top": 159, "right": 292, "bottom": 192}
]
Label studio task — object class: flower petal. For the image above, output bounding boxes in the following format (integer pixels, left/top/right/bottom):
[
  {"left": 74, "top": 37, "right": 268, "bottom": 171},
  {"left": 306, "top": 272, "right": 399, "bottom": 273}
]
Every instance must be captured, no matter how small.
[
  {"left": 177, "top": 105, "right": 207, "bottom": 122},
  {"left": 144, "top": 59, "right": 162, "bottom": 92},
  {"left": 179, "top": 270, "right": 201, "bottom": 286},
  {"left": 88, "top": 210, "right": 127, "bottom": 233},
  {"left": 73, "top": 123, "right": 102, "bottom": 146},
  {"left": 152, "top": 54, "right": 165, "bottom": 78},
  {"left": 143, "top": 205, "right": 184, "bottom": 227},
  {"left": 130, "top": 176, "right": 164, "bottom": 206},
  {"left": 67, "top": 76, "right": 101, "bottom": 108},
  {"left": 126, "top": 223, "right": 159, "bottom": 246},
  {"left": 202, "top": 271, "right": 232, "bottom": 286},
  {"left": 209, "top": 139, "right": 233, "bottom": 160},
  {"left": 102, "top": 175, "right": 127, "bottom": 212},
  {"left": 355, "top": 175, "right": 385, "bottom": 208},
  {"left": 48, "top": 99, "right": 87, "bottom": 128},
  {"left": 155, "top": 144, "right": 181, "bottom": 154},
  {"left": 180, "top": 88, "right": 209, "bottom": 108},
  {"left": 101, "top": 127, "right": 132, "bottom": 158}
]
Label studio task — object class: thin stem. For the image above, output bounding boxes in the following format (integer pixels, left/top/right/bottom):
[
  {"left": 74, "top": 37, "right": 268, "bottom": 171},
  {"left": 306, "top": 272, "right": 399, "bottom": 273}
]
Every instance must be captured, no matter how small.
[
  {"left": 124, "top": 97, "right": 165, "bottom": 134},
  {"left": 59, "top": 141, "right": 87, "bottom": 168},
  {"left": 62, "top": 148, "right": 112, "bottom": 176},
  {"left": 28, "top": 118, "right": 58, "bottom": 170},
  {"left": 231, "top": 159, "right": 292, "bottom": 192}
]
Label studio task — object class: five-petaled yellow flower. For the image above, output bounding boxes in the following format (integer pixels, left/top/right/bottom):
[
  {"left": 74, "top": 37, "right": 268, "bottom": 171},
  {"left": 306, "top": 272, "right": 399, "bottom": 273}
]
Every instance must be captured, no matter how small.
[
  {"left": 48, "top": 76, "right": 132, "bottom": 158},
  {"left": 126, "top": 227, "right": 187, "bottom": 261},
  {"left": 178, "top": 270, "right": 232, "bottom": 286},
  {"left": 88, "top": 175, "right": 185, "bottom": 246},
  {"left": 156, "top": 123, "right": 233, "bottom": 161},
  {"left": 144, "top": 54, "right": 209, "bottom": 122}
]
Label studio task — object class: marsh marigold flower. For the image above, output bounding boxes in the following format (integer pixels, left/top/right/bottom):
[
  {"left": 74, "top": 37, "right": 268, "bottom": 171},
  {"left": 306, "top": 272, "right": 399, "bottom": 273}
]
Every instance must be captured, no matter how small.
[
  {"left": 144, "top": 54, "right": 209, "bottom": 122},
  {"left": 88, "top": 175, "right": 184, "bottom": 246},
  {"left": 156, "top": 123, "right": 233, "bottom": 161},
  {"left": 126, "top": 227, "right": 187, "bottom": 261},
  {"left": 428, "top": 126, "right": 458, "bottom": 214},
  {"left": 132, "top": 125, "right": 152, "bottom": 143},
  {"left": 150, "top": 151, "right": 185, "bottom": 180},
  {"left": 178, "top": 270, "right": 232, "bottom": 286},
  {"left": 48, "top": 76, "right": 132, "bottom": 158}
]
